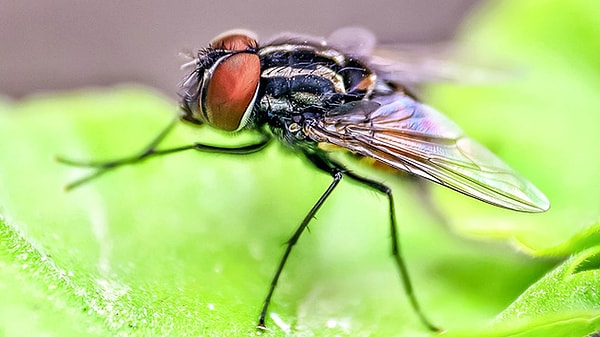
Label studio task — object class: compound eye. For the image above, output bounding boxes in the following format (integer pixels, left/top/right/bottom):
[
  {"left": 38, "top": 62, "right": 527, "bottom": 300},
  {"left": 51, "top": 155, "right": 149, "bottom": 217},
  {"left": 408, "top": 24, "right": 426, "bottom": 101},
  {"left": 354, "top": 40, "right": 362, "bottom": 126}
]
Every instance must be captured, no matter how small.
[
  {"left": 203, "top": 52, "right": 260, "bottom": 131},
  {"left": 210, "top": 30, "right": 258, "bottom": 51}
]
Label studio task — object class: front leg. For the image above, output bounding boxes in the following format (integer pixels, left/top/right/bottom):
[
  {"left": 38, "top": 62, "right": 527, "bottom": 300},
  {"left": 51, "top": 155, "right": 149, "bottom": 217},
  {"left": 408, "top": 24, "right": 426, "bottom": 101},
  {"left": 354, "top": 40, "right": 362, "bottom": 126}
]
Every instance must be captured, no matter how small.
[
  {"left": 57, "top": 119, "right": 271, "bottom": 190},
  {"left": 258, "top": 153, "right": 344, "bottom": 329}
]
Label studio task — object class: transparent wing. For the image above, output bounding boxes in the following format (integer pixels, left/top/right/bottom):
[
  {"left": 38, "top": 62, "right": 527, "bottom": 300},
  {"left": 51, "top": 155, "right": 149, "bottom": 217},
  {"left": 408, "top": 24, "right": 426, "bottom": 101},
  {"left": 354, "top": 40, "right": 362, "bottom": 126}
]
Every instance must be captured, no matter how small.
[
  {"left": 370, "top": 44, "right": 511, "bottom": 85},
  {"left": 264, "top": 27, "right": 506, "bottom": 85},
  {"left": 326, "top": 27, "right": 376, "bottom": 57},
  {"left": 305, "top": 93, "right": 550, "bottom": 212}
]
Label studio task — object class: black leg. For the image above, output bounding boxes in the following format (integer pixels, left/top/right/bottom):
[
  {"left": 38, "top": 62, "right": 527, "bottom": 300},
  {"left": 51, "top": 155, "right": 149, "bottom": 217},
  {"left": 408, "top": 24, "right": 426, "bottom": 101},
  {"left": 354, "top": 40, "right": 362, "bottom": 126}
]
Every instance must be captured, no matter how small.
[
  {"left": 258, "top": 169, "right": 344, "bottom": 329},
  {"left": 57, "top": 119, "right": 271, "bottom": 190},
  {"left": 343, "top": 170, "right": 440, "bottom": 332}
]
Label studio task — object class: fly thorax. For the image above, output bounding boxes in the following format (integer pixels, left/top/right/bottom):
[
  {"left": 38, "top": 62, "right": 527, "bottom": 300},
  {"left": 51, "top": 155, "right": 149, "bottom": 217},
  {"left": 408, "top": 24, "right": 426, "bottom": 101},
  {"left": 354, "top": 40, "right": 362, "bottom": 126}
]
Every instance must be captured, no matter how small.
[{"left": 271, "top": 112, "right": 314, "bottom": 148}]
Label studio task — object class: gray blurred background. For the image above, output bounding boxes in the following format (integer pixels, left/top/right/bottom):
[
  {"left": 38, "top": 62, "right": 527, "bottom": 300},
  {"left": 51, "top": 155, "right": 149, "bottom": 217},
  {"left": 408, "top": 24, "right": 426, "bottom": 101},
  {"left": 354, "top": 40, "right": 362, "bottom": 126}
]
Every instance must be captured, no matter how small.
[{"left": 0, "top": 0, "right": 480, "bottom": 99}]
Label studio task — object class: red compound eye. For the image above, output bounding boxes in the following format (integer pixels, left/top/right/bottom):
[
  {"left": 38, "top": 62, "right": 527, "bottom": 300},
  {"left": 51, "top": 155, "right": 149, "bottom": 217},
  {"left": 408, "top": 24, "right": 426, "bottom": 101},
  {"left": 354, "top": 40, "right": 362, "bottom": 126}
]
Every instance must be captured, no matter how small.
[{"left": 202, "top": 51, "right": 261, "bottom": 131}]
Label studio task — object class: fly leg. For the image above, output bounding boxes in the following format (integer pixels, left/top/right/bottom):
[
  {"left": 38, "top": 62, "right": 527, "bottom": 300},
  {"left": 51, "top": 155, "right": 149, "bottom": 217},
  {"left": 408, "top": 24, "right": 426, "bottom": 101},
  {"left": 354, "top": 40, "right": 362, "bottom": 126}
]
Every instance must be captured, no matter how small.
[
  {"left": 343, "top": 170, "right": 441, "bottom": 332},
  {"left": 57, "top": 118, "right": 271, "bottom": 190},
  {"left": 258, "top": 156, "right": 344, "bottom": 329}
]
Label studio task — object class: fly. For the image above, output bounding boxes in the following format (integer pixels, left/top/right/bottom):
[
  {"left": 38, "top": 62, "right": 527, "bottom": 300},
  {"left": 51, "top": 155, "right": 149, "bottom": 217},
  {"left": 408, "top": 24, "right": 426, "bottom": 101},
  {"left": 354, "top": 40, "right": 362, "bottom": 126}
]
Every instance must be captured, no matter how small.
[{"left": 58, "top": 28, "right": 550, "bottom": 331}]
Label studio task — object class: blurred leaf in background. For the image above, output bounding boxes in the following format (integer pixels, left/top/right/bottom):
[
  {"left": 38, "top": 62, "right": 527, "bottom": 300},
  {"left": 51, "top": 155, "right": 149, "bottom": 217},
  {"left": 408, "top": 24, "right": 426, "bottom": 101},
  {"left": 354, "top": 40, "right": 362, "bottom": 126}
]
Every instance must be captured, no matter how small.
[
  {"left": 1, "top": 0, "right": 599, "bottom": 336},
  {"left": 429, "top": 0, "right": 600, "bottom": 335}
]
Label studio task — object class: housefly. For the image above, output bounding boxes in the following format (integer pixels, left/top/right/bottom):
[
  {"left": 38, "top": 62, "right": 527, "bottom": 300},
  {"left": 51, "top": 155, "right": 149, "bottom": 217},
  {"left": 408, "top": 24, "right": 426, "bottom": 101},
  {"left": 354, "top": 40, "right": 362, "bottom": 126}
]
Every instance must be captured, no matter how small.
[{"left": 58, "top": 27, "right": 550, "bottom": 331}]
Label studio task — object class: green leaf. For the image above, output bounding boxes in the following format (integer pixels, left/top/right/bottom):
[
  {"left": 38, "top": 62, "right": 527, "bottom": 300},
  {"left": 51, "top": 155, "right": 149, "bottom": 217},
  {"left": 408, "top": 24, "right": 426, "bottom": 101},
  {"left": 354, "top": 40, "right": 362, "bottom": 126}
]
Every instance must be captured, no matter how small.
[
  {"left": 3, "top": 87, "right": 546, "bottom": 336},
  {"left": 462, "top": 247, "right": 600, "bottom": 337},
  {"left": 518, "top": 222, "right": 600, "bottom": 257},
  {"left": 498, "top": 247, "right": 600, "bottom": 322}
]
